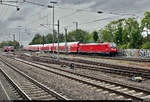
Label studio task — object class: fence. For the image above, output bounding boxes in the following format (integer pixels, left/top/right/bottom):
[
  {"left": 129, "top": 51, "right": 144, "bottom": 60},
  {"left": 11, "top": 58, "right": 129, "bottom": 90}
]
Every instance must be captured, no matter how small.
[{"left": 118, "top": 49, "right": 150, "bottom": 58}]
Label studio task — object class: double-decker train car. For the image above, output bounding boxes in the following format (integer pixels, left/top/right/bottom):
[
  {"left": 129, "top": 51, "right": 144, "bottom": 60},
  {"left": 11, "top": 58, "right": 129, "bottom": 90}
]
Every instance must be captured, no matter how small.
[
  {"left": 58, "top": 42, "right": 79, "bottom": 53},
  {"left": 23, "top": 42, "right": 117, "bottom": 55}
]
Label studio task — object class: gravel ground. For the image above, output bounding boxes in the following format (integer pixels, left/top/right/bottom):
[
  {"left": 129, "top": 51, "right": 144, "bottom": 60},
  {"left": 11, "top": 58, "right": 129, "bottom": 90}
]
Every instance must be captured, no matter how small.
[
  {"left": 18, "top": 55, "right": 150, "bottom": 91},
  {"left": 34, "top": 60, "right": 150, "bottom": 90},
  {"left": 2, "top": 56, "right": 127, "bottom": 100},
  {"left": 0, "top": 62, "right": 18, "bottom": 100},
  {"left": 59, "top": 54, "right": 150, "bottom": 70},
  {"left": 60, "top": 56, "right": 150, "bottom": 89},
  {"left": 0, "top": 77, "right": 10, "bottom": 100}
]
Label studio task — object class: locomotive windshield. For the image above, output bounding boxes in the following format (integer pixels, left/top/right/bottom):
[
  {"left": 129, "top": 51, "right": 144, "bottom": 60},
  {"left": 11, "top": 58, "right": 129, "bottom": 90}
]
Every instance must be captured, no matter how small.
[{"left": 109, "top": 43, "right": 116, "bottom": 48}]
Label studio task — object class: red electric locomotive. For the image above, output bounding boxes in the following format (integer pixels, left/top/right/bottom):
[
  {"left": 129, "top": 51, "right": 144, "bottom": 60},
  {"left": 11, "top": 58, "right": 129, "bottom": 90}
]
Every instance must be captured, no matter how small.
[{"left": 78, "top": 42, "right": 117, "bottom": 55}]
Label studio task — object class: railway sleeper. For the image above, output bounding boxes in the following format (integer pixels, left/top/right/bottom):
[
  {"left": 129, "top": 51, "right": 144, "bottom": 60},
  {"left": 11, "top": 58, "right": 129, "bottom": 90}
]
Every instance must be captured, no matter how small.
[
  {"left": 124, "top": 90, "right": 136, "bottom": 94},
  {"left": 21, "top": 85, "right": 39, "bottom": 89},
  {"left": 105, "top": 85, "right": 116, "bottom": 88},
  {"left": 28, "top": 92, "right": 50, "bottom": 97},
  {"left": 109, "top": 93, "right": 116, "bottom": 96},
  {"left": 96, "top": 89, "right": 103, "bottom": 92},
  {"left": 117, "top": 88, "right": 128, "bottom": 92},
  {"left": 24, "top": 90, "right": 46, "bottom": 94},
  {"left": 102, "top": 91, "right": 109, "bottom": 94},
  {"left": 116, "top": 95, "right": 124, "bottom": 99},
  {"left": 90, "top": 87, "right": 97, "bottom": 90},
  {"left": 110, "top": 86, "right": 122, "bottom": 90},
  {"left": 21, "top": 86, "right": 41, "bottom": 90},
  {"left": 132, "top": 92, "right": 144, "bottom": 96},
  {"left": 31, "top": 94, "right": 53, "bottom": 100},
  {"left": 141, "top": 95, "right": 150, "bottom": 100},
  {"left": 22, "top": 86, "right": 42, "bottom": 91}
]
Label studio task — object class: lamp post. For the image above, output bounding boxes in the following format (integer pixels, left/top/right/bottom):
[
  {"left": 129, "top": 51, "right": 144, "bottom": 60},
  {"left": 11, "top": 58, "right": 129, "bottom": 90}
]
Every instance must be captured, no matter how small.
[
  {"left": 50, "top": 1, "right": 57, "bottom": 55},
  {"left": 64, "top": 27, "right": 68, "bottom": 54},
  {"left": 18, "top": 25, "right": 22, "bottom": 50},
  {"left": 57, "top": 20, "right": 60, "bottom": 61}
]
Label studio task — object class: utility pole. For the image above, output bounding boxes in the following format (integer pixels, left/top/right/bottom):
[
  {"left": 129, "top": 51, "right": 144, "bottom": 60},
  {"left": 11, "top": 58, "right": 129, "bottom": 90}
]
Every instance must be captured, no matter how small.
[
  {"left": 13, "top": 34, "right": 15, "bottom": 41},
  {"left": 57, "top": 20, "right": 60, "bottom": 60},
  {"left": 18, "top": 30, "right": 21, "bottom": 50},
  {"left": 64, "top": 27, "right": 68, "bottom": 54},
  {"left": 43, "top": 34, "right": 44, "bottom": 46},
  {"left": 73, "top": 22, "right": 78, "bottom": 41},
  {"left": 50, "top": 1, "right": 57, "bottom": 55},
  {"left": 19, "top": 31, "right": 20, "bottom": 44},
  {"left": 18, "top": 25, "right": 22, "bottom": 50}
]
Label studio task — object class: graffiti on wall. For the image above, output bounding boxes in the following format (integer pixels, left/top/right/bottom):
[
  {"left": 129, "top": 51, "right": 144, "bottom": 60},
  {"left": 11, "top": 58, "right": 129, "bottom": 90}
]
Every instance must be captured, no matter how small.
[{"left": 118, "top": 49, "right": 150, "bottom": 58}]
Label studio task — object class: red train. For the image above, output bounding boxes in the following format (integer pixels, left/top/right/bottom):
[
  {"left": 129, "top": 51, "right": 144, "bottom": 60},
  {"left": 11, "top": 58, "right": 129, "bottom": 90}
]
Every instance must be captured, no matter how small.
[
  {"left": 23, "top": 42, "right": 117, "bottom": 55},
  {"left": 3, "top": 46, "right": 14, "bottom": 52}
]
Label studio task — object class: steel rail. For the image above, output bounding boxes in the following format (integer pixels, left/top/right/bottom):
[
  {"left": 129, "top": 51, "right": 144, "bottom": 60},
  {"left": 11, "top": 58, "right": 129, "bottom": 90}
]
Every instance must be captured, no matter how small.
[
  {"left": 0, "top": 57, "right": 69, "bottom": 100},
  {"left": 30, "top": 56, "right": 150, "bottom": 79},
  {"left": 0, "top": 69, "right": 31, "bottom": 100},
  {"left": 8, "top": 57, "right": 150, "bottom": 101}
]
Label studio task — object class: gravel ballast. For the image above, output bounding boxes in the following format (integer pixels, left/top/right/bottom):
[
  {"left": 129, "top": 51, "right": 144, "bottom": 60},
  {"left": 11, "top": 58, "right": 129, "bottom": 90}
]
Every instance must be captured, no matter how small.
[{"left": 2, "top": 56, "right": 128, "bottom": 100}]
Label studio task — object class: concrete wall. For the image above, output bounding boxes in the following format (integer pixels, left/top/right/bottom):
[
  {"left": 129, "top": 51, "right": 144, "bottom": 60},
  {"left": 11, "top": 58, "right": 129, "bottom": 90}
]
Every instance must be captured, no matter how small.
[{"left": 118, "top": 49, "right": 150, "bottom": 58}]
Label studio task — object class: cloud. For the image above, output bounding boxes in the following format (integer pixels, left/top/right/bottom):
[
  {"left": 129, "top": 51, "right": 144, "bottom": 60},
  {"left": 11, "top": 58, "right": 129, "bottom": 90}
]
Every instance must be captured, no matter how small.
[{"left": 1, "top": 0, "right": 150, "bottom": 45}]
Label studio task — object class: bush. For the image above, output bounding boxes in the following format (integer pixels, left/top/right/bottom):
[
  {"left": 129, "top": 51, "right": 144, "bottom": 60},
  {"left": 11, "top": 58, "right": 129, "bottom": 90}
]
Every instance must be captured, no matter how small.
[
  {"left": 141, "top": 42, "right": 150, "bottom": 49},
  {"left": 118, "top": 44, "right": 127, "bottom": 49}
]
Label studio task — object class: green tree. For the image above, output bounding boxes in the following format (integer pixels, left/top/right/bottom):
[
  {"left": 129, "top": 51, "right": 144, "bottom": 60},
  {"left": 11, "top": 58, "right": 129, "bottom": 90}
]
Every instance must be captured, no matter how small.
[
  {"left": 92, "top": 31, "right": 99, "bottom": 42},
  {"left": 141, "top": 11, "right": 150, "bottom": 44},
  {"left": 99, "top": 28, "right": 113, "bottom": 42},
  {"left": 141, "top": 11, "right": 150, "bottom": 32},
  {"left": 100, "top": 18, "right": 125, "bottom": 44},
  {"left": 141, "top": 42, "right": 150, "bottom": 49},
  {"left": 29, "top": 34, "right": 43, "bottom": 45},
  {"left": 59, "top": 33, "right": 65, "bottom": 42},
  {"left": 68, "top": 29, "right": 90, "bottom": 43},
  {"left": 0, "top": 40, "right": 19, "bottom": 49},
  {"left": 99, "top": 18, "right": 143, "bottom": 49},
  {"left": 125, "top": 18, "right": 143, "bottom": 48},
  {"left": 144, "top": 35, "right": 150, "bottom": 42},
  {"left": 0, "top": 41, "right": 8, "bottom": 48},
  {"left": 11, "top": 40, "right": 20, "bottom": 49},
  {"left": 45, "top": 34, "right": 53, "bottom": 43}
]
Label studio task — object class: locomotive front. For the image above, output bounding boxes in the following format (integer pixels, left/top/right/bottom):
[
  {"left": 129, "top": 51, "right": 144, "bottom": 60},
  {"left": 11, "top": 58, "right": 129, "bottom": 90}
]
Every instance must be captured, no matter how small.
[{"left": 109, "top": 43, "right": 117, "bottom": 55}]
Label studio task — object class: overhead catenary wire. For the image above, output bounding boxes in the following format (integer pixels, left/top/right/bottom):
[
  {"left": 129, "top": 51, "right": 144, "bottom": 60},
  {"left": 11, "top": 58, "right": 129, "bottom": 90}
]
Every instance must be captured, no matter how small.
[
  {"left": 0, "top": 4, "right": 5, "bottom": 20},
  {"left": 23, "top": 0, "right": 46, "bottom": 7},
  {"left": 2, "top": 5, "right": 9, "bottom": 21},
  {"left": 14, "top": 1, "right": 126, "bottom": 27},
  {"left": 1, "top": 0, "right": 138, "bottom": 20},
  {"left": 0, "top": 0, "right": 138, "bottom": 38}
]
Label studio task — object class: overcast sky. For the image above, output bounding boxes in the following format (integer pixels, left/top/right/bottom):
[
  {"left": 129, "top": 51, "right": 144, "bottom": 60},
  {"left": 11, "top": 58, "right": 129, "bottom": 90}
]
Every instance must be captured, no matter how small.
[{"left": 0, "top": 0, "right": 150, "bottom": 45}]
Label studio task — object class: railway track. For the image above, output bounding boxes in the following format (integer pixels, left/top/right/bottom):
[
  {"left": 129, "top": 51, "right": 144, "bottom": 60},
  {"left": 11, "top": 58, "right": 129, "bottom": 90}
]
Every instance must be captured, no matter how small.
[
  {"left": 32, "top": 52, "right": 150, "bottom": 63},
  {"left": 4, "top": 56, "right": 150, "bottom": 101},
  {"left": 16, "top": 51, "right": 150, "bottom": 62},
  {"left": 0, "top": 57, "right": 69, "bottom": 100},
  {"left": 21, "top": 55, "right": 150, "bottom": 79},
  {"left": 72, "top": 54, "right": 150, "bottom": 62}
]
